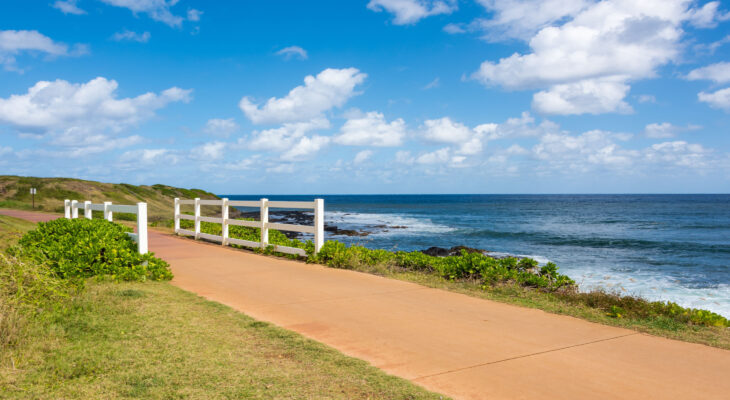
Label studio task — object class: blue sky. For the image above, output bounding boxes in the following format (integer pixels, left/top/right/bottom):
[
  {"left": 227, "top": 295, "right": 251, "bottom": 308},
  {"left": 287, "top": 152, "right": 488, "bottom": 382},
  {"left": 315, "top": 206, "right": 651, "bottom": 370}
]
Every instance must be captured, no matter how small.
[{"left": 0, "top": 0, "right": 729, "bottom": 194}]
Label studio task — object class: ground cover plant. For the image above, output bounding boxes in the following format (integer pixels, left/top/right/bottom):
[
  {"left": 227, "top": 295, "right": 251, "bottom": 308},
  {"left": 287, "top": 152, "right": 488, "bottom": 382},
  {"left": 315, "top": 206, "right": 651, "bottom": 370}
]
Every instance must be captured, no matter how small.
[
  {"left": 0, "top": 215, "right": 446, "bottom": 399},
  {"left": 18, "top": 218, "right": 172, "bottom": 281}
]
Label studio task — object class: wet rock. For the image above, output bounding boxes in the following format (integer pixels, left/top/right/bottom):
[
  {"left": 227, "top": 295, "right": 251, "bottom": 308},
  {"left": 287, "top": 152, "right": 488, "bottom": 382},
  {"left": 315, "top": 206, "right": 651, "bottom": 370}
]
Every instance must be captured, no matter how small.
[
  {"left": 326, "top": 225, "right": 369, "bottom": 237},
  {"left": 421, "top": 246, "right": 485, "bottom": 257}
]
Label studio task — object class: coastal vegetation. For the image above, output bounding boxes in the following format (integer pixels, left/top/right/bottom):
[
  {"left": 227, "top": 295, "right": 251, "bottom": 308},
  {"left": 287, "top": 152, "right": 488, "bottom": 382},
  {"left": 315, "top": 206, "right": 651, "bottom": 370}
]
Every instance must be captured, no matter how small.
[{"left": 0, "top": 215, "right": 444, "bottom": 398}]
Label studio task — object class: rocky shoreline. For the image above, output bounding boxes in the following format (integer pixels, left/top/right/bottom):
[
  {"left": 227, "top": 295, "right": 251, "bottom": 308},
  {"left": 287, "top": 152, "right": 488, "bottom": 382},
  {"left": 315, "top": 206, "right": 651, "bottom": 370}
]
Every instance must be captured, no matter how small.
[
  {"left": 236, "top": 210, "right": 517, "bottom": 260},
  {"left": 237, "top": 210, "right": 403, "bottom": 238}
]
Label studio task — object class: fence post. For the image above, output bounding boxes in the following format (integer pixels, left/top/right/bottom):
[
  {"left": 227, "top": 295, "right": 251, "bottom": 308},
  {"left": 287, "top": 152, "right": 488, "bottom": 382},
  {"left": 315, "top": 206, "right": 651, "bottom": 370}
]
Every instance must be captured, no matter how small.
[
  {"left": 194, "top": 197, "right": 201, "bottom": 240},
  {"left": 84, "top": 201, "right": 92, "bottom": 219},
  {"left": 221, "top": 198, "right": 229, "bottom": 246},
  {"left": 173, "top": 198, "right": 180, "bottom": 234},
  {"left": 137, "top": 202, "right": 148, "bottom": 254},
  {"left": 260, "top": 198, "right": 269, "bottom": 249},
  {"left": 103, "top": 201, "right": 113, "bottom": 221},
  {"left": 71, "top": 200, "right": 78, "bottom": 218},
  {"left": 64, "top": 199, "right": 71, "bottom": 218},
  {"left": 314, "top": 198, "right": 324, "bottom": 254}
]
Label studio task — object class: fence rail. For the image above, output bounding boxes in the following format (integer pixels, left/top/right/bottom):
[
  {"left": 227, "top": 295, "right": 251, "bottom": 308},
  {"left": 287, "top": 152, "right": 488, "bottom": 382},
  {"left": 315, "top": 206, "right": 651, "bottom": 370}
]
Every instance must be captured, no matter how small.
[
  {"left": 174, "top": 197, "right": 324, "bottom": 256},
  {"left": 64, "top": 199, "right": 148, "bottom": 254}
]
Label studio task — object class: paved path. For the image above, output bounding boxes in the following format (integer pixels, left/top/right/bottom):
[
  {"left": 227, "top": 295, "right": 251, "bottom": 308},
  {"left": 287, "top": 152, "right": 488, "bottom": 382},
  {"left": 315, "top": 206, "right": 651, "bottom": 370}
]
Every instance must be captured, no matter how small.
[{"left": 3, "top": 208, "right": 729, "bottom": 399}]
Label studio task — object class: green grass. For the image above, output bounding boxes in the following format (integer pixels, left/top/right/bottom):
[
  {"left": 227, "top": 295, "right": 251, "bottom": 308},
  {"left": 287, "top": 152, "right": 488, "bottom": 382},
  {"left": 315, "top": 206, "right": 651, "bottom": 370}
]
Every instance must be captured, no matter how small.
[
  {"left": 2, "top": 281, "right": 445, "bottom": 399},
  {"left": 0, "top": 215, "right": 446, "bottom": 399},
  {"left": 0, "top": 215, "right": 35, "bottom": 250}
]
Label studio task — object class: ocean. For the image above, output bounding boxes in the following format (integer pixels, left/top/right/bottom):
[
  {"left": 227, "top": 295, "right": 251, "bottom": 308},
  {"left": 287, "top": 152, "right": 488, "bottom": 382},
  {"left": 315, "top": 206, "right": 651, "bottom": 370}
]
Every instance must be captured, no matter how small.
[{"left": 224, "top": 194, "right": 730, "bottom": 318}]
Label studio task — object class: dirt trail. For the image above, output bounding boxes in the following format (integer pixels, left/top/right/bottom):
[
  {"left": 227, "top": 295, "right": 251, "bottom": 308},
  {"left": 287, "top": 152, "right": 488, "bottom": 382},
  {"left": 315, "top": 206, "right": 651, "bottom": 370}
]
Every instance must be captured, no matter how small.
[{"left": 3, "top": 208, "right": 728, "bottom": 400}]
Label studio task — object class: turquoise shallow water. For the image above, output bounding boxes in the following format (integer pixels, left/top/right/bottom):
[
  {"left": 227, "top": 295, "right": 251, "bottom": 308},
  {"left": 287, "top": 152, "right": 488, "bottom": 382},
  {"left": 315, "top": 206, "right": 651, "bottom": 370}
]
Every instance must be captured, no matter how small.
[{"left": 225, "top": 194, "right": 730, "bottom": 317}]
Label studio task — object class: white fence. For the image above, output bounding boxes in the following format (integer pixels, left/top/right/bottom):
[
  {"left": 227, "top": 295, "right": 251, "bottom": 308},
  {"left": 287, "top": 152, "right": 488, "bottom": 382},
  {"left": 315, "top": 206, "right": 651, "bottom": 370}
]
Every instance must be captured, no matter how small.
[
  {"left": 174, "top": 197, "right": 324, "bottom": 256},
  {"left": 64, "top": 199, "right": 148, "bottom": 254}
]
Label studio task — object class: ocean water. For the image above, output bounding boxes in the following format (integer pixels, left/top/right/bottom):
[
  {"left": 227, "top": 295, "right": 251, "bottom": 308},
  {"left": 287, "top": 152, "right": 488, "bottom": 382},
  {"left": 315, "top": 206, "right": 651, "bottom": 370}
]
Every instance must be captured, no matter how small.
[{"left": 225, "top": 194, "right": 730, "bottom": 317}]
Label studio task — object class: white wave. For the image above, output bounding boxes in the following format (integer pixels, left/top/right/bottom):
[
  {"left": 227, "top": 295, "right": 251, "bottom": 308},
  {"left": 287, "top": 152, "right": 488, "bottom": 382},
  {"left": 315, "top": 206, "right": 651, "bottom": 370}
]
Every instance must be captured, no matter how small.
[
  {"left": 326, "top": 210, "right": 455, "bottom": 235},
  {"left": 562, "top": 265, "right": 730, "bottom": 318}
]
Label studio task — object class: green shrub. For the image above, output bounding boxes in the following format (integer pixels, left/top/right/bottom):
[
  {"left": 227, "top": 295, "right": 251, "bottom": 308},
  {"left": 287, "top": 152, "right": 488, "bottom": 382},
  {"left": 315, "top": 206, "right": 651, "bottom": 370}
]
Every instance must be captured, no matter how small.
[
  {"left": 310, "top": 241, "right": 576, "bottom": 291},
  {"left": 18, "top": 219, "right": 172, "bottom": 282},
  {"left": 556, "top": 288, "right": 730, "bottom": 327}
]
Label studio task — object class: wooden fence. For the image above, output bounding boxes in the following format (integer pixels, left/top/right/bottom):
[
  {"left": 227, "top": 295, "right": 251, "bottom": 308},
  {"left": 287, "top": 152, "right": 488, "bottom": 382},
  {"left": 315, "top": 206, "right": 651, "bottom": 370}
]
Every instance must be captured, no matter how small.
[
  {"left": 64, "top": 199, "right": 148, "bottom": 254},
  {"left": 174, "top": 197, "right": 324, "bottom": 256}
]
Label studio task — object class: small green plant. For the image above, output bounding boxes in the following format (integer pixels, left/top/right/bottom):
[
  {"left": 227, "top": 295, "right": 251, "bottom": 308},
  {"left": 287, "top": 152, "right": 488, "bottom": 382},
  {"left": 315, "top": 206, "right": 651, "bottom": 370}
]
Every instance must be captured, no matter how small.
[
  {"left": 310, "top": 241, "right": 576, "bottom": 291},
  {"left": 17, "top": 218, "right": 172, "bottom": 282},
  {"left": 607, "top": 305, "right": 625, "bottom": 318}
]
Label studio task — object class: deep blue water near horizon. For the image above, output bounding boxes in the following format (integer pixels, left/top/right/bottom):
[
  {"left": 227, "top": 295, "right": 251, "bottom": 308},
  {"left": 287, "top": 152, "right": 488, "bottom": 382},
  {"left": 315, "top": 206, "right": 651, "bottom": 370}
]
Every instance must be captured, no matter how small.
[{"left": 223, "top": 194, "right": 730, "bottom": 317}]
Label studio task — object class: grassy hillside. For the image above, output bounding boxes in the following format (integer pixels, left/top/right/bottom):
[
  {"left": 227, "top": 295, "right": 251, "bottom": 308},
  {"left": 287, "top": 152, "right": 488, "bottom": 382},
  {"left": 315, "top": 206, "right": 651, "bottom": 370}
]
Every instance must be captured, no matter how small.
[{"left": 0, "top": 176, "right": 220, "bottom": 221}]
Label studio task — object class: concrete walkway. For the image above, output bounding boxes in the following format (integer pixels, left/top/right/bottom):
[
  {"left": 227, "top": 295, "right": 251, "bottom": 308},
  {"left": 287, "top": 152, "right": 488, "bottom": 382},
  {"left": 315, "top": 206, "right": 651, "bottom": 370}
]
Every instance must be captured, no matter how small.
[{"left": 3, "top": 209, "right": 729, "bottom": 399}]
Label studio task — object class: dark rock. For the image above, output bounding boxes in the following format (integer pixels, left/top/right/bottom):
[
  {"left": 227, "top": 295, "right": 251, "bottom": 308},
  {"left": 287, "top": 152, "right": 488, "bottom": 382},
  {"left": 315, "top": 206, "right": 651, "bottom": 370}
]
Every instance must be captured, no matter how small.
[
  {"left": 421, "top": 245, "right": 487, "bottom": 257},
  {"left": 325, "top": 224, "right": 370, "bottom": 236}
]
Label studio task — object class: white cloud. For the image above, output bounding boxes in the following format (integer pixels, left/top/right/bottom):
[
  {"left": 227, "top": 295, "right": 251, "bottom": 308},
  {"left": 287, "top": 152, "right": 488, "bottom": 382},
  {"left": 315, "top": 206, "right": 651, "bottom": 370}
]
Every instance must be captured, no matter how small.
[
  {"left": 637, "top": 94, "right": 656, "bottom": 103},
  {"left": 472, "top": 0, "right": 704, "bottom": 115},
  {"left": 687, "top": 62, "right": 730, "bottom": 84},
  {"left": 645, "top": 141, "right": 712, "bottom": 168},
  {"left": 193, "top": 141, "right": 226, "bottom": 160},
  {"left": 532, "top": 78, "right": 632, "bottom": 115},
  {"left": 419, "top": 113, "right": 554, "bottom": 159},
  {"left": 353, "top": 150, "right": 374, "bottom": 164},
  {"left": 223, "top": 157, "right": 259, "bottom": 171},
  {"left": 527, "top": 127, "right": 719, "bottom": 174},
  {"left": 0, "top": 30, "right": 85, "bottom": 71},
  {"left": 474, "top": 0, "right": 591, "bottom": 41},
  {"left": 423, "top": 77, "right": 440, "bottom": 89},
  {"left": 685, "top": 1, "right": 730, "bottom": 28},
  {"left": 187, "top": 8, "right": 203, "bottom": 22},
  {"left": 0, "top": 77, "right": 191, "bottom": 134},
  {"left": 698, "top": 87, "right": 730, "bottom": 111},
  {"left": 695, "top": 34, "right": 730, "bottom": 55},
  {"left": 335, "top": 111, "right": 406, "bottom": 146},
  {"left": 247, "top": 118, "right": 330, "bottom": 152},
  {"left": 422, "top": 117, "right": 473, "bottom": 143},
  {"left": 111, "top": 30, "right": 151, "bottom": 43},
  {"left": 416, "top": 147, "right": 450, "bottom": 164},
  {"left": 239, "top": 68, "right": 366, "bottom": 124},
  {"left": 533, "top": 130, "right": 639, "bottom": 171},
  {"left": 443, "top": 23, "right": 466, "bottom": 34},
  {"left": 53, "top": 0, "right": 86, "bottom": 14},
  {"left": 0, "top": 77, "right": 191, "bottom": 155},
  {"left": 281, "top": 135, "right": 330, "bottom": 161},
  {"left": 46, "top": 134, "right": 143, "bottom": 157},
  {"left": 644, "top": 122, "right": 679, "bottom": 138},
  {"left": 203, "top": 118, "right": 238, "bottom": 137},
  {"left": 117, "top": 148, "right": 179, "bottom": 169},
  {"left": 276, "top": 46, "right": 308, "bottom": 60},
  {"left": 99, "top": 0, "right": 186, "bottom": 27},
  {"left": 267, "top": 163, "right": 295, "bottom": 174},
  {"left": 367, "top": 0, "right": 457, "bottom": 25}
]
